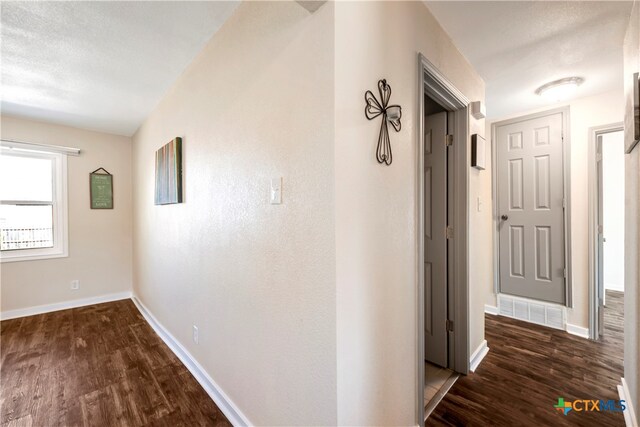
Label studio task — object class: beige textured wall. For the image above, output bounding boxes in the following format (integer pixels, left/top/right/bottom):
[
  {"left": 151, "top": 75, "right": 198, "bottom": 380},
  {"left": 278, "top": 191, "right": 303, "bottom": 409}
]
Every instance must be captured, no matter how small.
[
  {"left": 485, "top": 90, "right": 625, "bottom": 329},
  {"left": 334, "top": 2, "right": 487, "bottom": 424},
  {"left": 0, "top": 115, "right": 132, "bottom": 312},
  {"left": 624, "top": 0, "right": 640, "bottom": 414},
  {"left": 132, "top": 2, "right": 336, "bottom": 425}
]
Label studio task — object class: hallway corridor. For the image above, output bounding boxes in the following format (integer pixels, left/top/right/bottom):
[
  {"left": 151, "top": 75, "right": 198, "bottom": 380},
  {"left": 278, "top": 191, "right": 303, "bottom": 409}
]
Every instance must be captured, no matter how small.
[{"left": 428, "top": 291, "right": 625, "bottom": 426}]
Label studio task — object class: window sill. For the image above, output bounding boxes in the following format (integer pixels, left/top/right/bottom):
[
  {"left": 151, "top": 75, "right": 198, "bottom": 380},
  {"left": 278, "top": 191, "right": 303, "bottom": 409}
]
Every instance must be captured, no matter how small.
[{"left": 0, "top": 250, "right": 68, "bottom": 263}]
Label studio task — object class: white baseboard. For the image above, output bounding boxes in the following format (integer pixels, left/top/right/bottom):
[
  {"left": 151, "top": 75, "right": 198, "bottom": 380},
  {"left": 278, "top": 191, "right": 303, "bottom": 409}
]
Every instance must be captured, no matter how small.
[
  {"left": 469, "top": 339, "right": 489, "bottom": 372},
  {"left": 0, "top": 291, "right": 132, "bottom": 321},
  {"left": 131, "top": 296, "right": 251, "bottom": 427},
  {"left": 484, "top": 304, "right": 498, "bottom": 315},
  {"left": 565, "top": 323, "right": 590, "bottom": 339},
  {"left": 618, "top": 377, "right": 638, "bottom": 427}
]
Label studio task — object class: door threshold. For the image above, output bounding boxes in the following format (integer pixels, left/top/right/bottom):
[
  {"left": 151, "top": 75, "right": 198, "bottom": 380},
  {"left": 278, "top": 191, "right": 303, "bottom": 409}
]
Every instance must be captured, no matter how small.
[{"left": 424, "top": 373, "right": 459, "bottom": 421}]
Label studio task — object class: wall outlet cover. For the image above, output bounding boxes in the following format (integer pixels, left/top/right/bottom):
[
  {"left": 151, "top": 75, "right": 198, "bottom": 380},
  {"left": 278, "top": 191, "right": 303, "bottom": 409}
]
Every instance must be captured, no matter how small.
[{"left": 192, "top": 325, "right": 199, "bottom": 344}]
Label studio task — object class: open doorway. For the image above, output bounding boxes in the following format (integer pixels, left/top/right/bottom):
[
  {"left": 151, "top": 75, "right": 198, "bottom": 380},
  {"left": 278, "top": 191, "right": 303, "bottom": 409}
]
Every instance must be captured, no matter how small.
[
  {"left": 422, "top": 96, "right": 457, "bottom": 417},
  {"left": 589, "top": 124, "right": 625, "bottom": 341},
  {"left": 417, "top": 54, "right": 470, "bottom": 423}
]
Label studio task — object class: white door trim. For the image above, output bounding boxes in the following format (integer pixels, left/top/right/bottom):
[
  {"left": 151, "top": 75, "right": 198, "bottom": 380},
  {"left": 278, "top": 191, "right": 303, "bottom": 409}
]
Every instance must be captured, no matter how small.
[
  {"left": 588, "top": 123, "right": 624, "bottom": 340},
  {"left": 491, "top": 107, "right": 573, "bottom": 307},
  {"left": 417, "top": 53, "right": 470, "bottom": 426},
  {"left": 618, "top": 377, "right": 638, "bottom": 427}
]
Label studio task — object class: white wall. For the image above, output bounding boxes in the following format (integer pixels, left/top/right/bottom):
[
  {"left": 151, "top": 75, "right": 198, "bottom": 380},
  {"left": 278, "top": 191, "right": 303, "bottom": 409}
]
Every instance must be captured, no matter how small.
[
  {"left": 623, "top": 0, "right": 640, "bottom": 416},
  {"left": 602, "top": 131, "right": 625, "bottom": 292},
  {"left": 132, "top": 2, "right": 336, "bottom": 425},
  {"left": 486, "top": 90, "right": 625, "bottom": 329},
  {"left": 0, "top": 115, "right": 133, "bottom": 313},
  {"left": 335, "top": 2, "right": 487, "bottom": 425}
]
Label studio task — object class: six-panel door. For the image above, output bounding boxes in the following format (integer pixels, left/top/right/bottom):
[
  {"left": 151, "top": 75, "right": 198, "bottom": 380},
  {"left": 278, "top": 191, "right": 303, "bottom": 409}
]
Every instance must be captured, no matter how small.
[
  {"left": 424, "top": 111, "right": 448, "bottom": 367},
  {"left": 496, "top": 112, "right": 566, "bottom": 304}
]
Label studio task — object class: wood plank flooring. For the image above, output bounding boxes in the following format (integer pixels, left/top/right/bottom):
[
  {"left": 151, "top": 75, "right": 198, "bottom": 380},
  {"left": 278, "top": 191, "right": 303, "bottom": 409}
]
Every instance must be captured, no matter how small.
[
  {"left": 0, "top": 299, "right": 230, "bottom": 426},
  {"left": 428, "top": 290, "right": 625, "bottom": 426}
]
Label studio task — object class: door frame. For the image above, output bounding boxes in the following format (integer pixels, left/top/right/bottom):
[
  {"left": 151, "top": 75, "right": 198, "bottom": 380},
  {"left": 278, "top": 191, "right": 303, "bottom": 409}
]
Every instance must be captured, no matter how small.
[
  {"left": 588, "top": 123, "right": 624, "bottom": 340},
  {"left": 491, "top": 107, "right": 573, "bottom": 307},
  {"left": 417, "top": 53, "right": 470, "bottom": 425}
]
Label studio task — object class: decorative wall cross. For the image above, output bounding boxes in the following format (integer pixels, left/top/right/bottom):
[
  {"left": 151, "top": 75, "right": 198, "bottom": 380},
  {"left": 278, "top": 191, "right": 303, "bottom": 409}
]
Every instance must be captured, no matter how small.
[{"left": 365, "top": 79, "right": 402, "bottom": 165}]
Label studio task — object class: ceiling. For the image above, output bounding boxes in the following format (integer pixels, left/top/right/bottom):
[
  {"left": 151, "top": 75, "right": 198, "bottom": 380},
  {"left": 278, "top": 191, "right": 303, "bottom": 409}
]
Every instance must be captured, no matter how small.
[
  {"left": 1, "top": 1, "right": 239, "bottom": 136},
  {"left": 425, "top": 1, "right": 634, "bottom": 118},
  {"left": 2, "top": 2, "right": 633, "bottom": 132}
]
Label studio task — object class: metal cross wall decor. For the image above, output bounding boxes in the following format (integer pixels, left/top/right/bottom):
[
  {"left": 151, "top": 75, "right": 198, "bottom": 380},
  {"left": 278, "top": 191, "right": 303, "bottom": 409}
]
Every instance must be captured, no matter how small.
[{"left": 364, "top": 79, "right": 402, "bottom": 165}]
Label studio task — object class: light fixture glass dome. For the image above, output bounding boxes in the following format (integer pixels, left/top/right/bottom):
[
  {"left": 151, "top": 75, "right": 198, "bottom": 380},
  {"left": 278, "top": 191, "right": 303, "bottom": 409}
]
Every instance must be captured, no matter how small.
[{"left": 535, "top": 77, "right": 584, "bottom": 102}]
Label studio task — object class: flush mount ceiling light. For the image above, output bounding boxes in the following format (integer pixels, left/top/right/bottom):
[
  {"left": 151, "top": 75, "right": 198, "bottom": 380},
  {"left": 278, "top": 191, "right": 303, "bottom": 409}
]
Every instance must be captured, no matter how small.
[{"left": 535, "top": 77, "right": 584, "bottom": 101}]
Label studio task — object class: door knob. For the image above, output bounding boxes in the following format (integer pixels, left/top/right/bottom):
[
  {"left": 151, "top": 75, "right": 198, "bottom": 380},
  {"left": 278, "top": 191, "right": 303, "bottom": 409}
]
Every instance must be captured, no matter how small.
[{"left": 501, "top": 214, "right": 509, "bottom": 221}]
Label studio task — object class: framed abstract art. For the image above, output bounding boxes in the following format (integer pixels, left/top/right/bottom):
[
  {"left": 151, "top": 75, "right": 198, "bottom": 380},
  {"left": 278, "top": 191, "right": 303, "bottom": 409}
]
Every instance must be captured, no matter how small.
[
  {"left": 626, "top": 72, "right": 640, "bottom": 153},
  {"left": 155, "top": 137, "right": 183, "bottom": 205}
]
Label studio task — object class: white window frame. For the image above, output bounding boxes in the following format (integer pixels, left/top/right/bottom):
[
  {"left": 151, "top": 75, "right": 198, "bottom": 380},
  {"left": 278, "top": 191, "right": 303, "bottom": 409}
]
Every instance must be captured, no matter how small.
[{"left": 0, "top": 146, "right": 69, "bottom": 263}]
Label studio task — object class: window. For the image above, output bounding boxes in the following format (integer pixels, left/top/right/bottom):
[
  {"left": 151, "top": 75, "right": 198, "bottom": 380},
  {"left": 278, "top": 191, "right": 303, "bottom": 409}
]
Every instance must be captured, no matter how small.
[{"left": 0, "top": 145, "right": 69, "bottom": 262}]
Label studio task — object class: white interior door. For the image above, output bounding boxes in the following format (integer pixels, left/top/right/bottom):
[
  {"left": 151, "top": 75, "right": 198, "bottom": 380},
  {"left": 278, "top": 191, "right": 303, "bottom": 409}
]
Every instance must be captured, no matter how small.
[
  {"left": 496, "top": 112, "right": 566, "bottom": 304},
  {"left": 596, "top": 134, "right": 605, "bottom": 337},
  {"left": 602, "top": 131, "right": 626, "bottom": 294},
  {"left": 424, "top": 111, "right": 447, "bottom": 367},
  {"left": 596, "top": 129, "right": 625, "bottom": 338}
]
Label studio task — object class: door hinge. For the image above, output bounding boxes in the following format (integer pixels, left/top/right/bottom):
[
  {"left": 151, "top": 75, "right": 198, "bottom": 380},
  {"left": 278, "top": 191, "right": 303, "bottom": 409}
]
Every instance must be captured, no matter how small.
[
  {"left": 446, "top": 226, "right": 454, "bottom": 239},
  {"left": 598, "top": 225, "right": 604, "bottom": 234},
  {"left": 446, "top": 319, "right": 454, "bottom": 332},
  {"left": 446, "top": 134, "right": 454, "bottom": 146},
  {"left": 563, "top": 268, "right": 567, "bottom": 278},
  {"left": 562, "top": 198, "right": 566, "bottom": 209},
  {"left": 596, "top": 153, "right": 602, "bottom": 162}
]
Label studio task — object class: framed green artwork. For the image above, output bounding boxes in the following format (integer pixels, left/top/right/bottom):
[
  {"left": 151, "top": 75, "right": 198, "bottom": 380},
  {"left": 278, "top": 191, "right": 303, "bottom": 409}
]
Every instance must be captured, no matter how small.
[{"left": 90, "top": 168, "right": 113, "bottom": 209}]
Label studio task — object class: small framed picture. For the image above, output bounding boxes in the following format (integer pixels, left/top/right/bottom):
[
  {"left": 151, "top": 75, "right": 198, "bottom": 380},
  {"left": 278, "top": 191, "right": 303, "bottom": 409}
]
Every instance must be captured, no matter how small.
[
  {"left": 471, "top": 134, "right": 486, "bottom": 170},
  {"left": 90, "top": 168, "right": 113, "bottom": 209}
]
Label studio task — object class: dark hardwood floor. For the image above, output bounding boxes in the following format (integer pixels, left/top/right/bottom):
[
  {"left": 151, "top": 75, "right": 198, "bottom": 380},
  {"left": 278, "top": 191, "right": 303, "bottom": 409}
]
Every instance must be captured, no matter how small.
[
  {"left": 428, "top": 290, "right": 625, "bottom": 426},
  {"left": 1, "top": 292, "right": 626, "bottom": 426},
  {"left": 1, "top": 299, "right": 230, "bottom": 426}
]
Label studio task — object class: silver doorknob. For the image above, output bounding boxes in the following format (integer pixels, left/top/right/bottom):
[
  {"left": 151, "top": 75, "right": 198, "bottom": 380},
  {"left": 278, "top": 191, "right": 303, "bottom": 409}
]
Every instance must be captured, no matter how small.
[{"left": 501, "top": 215, "right": 509, "bottom": 221}]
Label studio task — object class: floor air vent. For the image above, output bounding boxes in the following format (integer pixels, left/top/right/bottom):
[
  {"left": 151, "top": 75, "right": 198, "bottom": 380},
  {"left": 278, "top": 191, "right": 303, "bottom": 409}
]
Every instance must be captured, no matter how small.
[{"left": 497, "top": 294, "right": 565, "bottom": 330}]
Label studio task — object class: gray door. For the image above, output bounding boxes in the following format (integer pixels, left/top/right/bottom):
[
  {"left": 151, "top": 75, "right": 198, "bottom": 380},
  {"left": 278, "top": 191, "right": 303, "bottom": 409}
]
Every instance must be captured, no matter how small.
[
  {"left": 496, "top": 112, "right": 566, "bottom": 304},
  {"left": 424, "top": 111, "right": 447, "bottom": 367}
]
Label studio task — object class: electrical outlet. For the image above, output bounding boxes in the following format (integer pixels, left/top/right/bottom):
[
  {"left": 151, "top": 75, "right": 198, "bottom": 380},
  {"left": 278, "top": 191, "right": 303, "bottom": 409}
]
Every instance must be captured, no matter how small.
[
  {"left": 192, "top": 325, "right": 199, "bottom": 344},
  {"left": 70, "top": 280, "right": 79, "bottom": 290}
]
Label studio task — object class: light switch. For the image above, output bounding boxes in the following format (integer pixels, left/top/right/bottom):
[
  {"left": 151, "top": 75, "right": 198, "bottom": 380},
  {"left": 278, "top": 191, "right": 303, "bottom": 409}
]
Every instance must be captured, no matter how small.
[{"left": 270, "top": 177, "right": 282, "bottom": 205}]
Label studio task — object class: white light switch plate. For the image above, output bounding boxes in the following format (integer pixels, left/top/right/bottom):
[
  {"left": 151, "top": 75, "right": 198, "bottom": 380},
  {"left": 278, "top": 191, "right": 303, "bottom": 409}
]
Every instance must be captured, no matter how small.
[{"left": 270, "top": 177, "right": 282, "bottom": 205}]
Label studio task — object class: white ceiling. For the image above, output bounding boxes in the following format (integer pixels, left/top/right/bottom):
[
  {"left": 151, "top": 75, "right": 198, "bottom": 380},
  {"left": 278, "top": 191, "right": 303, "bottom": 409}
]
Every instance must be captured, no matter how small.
[
  {"left": 1, "top": 1, "right": 239, "bottom": 136},
  {"left": 425, "top": 1, "right": 634, "bottom": 118}
]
